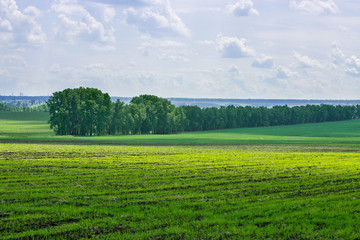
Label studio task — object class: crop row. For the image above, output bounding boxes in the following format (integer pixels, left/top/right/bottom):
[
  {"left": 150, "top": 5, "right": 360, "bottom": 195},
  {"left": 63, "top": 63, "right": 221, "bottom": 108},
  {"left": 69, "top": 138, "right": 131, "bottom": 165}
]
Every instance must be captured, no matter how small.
[{"left": 1, "top": 144, "right": 360, "bottom": 239}]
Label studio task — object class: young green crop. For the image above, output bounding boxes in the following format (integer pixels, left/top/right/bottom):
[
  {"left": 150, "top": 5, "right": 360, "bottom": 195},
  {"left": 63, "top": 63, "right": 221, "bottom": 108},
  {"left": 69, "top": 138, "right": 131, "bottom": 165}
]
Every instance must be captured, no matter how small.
[{"left": 1, "top": 143, "right": 360, "bottom": 239}]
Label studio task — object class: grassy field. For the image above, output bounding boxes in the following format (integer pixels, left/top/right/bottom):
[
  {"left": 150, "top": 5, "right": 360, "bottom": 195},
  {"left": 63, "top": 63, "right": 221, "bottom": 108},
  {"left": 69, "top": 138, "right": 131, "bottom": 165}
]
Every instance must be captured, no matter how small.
[
  {"left": 2, "top": 111, "right": 360, "bottom": 147},
  {"left": 1, "top": 112, "right": 360, "bottom": 239},
  {"left": 1, "top": 144, "right": 360, "bottom": 239},
  {"left": 0, "top": 112, "right": 52, "bottom": 138}
]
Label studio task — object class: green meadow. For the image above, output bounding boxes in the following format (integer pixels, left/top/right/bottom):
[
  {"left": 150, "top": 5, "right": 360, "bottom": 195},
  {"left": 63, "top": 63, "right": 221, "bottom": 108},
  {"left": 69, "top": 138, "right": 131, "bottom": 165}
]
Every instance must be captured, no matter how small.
[
  {"left": 2, "top": 111, "right": 360, "bottom": 147},
  {"left": 1, "top": 112, "right": 360, "bottom": 239}
]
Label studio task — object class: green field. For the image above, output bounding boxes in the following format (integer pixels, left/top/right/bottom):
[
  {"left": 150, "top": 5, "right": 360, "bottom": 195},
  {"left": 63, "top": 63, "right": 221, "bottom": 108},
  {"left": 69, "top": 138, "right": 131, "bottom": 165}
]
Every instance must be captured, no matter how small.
[
  {"left": 1, "top": 112, "right": 360, "bottom": 239},
  {"left": 2, "top": 111, "right": 360, "bottom": 147}
]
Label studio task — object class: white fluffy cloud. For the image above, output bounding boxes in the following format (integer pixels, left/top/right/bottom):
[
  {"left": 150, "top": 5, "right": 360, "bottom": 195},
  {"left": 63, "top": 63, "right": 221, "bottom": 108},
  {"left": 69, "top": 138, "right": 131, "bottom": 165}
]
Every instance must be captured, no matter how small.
[
  {"left": 345, "top": 56, "right": 360, "bottom": 77},
  {"left": 228, "top": 0, "right": 259, "bottom": 17},
  {"left": 276, "top": 65, "right": 297, "bottom": 79},
  {"left": 51, "top": 0, "right": 115, "bottom": 46},
  {"left": 252, "top": 56, "right": 274, "bottom": 68},
  {"left": 124, "top": 1, "right": 190, "bottom": 38},
  {"left": 329, "top": 42, "right": 346, "bottom": 65},
  {"left": 216, "top": 35, "right": 253, "bottom": 58},
  {"left": 290, "top": 0, "right": 338, "bottom": 15},
  {"left": 294, "top": 52, "right": 322, "bottom": 68},
  {"left": 0, "top": 0, "right": 46, "bottom": 47}
]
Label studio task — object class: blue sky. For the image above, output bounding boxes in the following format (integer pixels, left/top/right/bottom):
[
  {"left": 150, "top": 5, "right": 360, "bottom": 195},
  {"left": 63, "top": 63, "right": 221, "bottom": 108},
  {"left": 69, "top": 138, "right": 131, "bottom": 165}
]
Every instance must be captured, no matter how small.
[{"left": 0, "top": 0, "right": 360, "bottom": 99}]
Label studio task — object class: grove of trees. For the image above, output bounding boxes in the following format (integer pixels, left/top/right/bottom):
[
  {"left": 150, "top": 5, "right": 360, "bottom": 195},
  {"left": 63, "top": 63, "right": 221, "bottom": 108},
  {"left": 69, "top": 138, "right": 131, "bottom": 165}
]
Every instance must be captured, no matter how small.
[
  {"left": 47, "top": 87, "right": 112, "bottom": 136},
  {"left": 47, "top": 87, "right": 360, "bottom": 136}
]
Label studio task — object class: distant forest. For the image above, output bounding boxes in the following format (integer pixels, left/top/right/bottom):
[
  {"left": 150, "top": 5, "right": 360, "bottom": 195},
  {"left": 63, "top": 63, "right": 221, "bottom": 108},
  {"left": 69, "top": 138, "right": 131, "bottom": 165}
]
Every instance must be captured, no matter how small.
[
  {"left": 46, "top": 87, "right": 360, "bottom": 136},
  {"left": 0, "top": 102, "right": 48, "bottom": 112}
]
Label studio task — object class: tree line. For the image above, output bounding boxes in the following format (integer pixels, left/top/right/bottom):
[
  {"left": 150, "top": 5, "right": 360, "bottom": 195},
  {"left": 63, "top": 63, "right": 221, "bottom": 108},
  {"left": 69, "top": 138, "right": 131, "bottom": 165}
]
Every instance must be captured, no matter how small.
[
  {"left": 47, "top": 87, "right": 360, "bottom": 136},
  {"left": 181, "top": 104, "right": 358, "bottom": 132},
  {"left": 0, "top": 102, "right": 48, "bottom": 112}
]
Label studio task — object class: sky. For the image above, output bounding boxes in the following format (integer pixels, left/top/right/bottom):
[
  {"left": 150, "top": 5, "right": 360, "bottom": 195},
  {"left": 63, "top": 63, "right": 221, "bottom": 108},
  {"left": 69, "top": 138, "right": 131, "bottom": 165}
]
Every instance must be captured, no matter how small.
[{"left": 0, "top": 0, "right": 360, "bottom": 99}]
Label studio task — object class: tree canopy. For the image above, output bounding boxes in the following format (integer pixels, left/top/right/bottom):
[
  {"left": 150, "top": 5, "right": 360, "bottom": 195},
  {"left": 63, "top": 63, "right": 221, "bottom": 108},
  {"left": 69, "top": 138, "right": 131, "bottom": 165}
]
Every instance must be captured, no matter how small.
[{"left": 47, "top": 87, "right": 111, "bottom": 136}]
